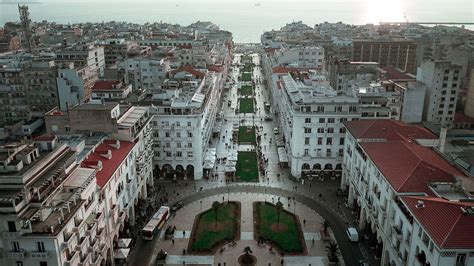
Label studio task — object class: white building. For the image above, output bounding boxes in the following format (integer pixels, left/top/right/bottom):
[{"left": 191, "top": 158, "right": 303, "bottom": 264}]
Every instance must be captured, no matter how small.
[
  {"left": 0, "top": 107, "right": 153, "bottom": 266},
  {"left": 120, "top": 57, "right": 170, "bottom": 90},
  {"left": 144, "top": 67, "right": 223, "bottom": 179},
  {"left": 270, "top": 68, "right": 361, "bottom": 178},
  {"left": 417, "top": 60, "right": 462, "bottom": 126},
  {"left": 91, "top": 80, "right": 132, "bottom": 101},
  {"left": 57, "top": 63, "right": 98, "bottom": 111},
  {"left": 340, "top": 119, "right": 474, "bottom": 266},
  {"left": 55, "top": 44, "right": 105, "bottom": 77},
  {"left": 275, "top": 46, "right": 325, "bottom": 69}
]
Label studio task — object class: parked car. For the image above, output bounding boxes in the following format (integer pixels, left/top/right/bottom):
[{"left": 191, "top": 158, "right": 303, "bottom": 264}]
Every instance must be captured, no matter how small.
[
  {"left": 273, "top": 128, "right": 279, "bottom": 135},
  {"left": 264, "top": 116, "right": 273, "bottom": 121},
  {"left": 346, "top": 227, "right": 359, "bottom": 242}
]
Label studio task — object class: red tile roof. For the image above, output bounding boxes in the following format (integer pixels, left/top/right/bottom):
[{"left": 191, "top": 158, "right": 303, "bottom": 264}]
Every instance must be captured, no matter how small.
[
  {"left": 360, "top": 141, "right": 461, "bottom": 193},
  {"left": 454, "top": 112, "right": 474, "bottom": 124},
  {"left": 92, "top": 80, "right": 121, "bottom": 91},
  {"left": 401, "top": 196, "right": 474, "bottom": 249},
  {"left": 34, "top": 134, "right": 56, "bottom": 141},
  {"left": 171, "top": 65, "right": 205, "bottom": 78},
  {"left": 344, "top": 120, "right": 437, "bottom": 142},
  {"left": 272, "top": 66, "right": 299, "bottom": 74},
  {"left": 81, "top": 140, "right": 136, "bottom": 188},
  {"left": 207, "top": 64, "right": 223, "bottom": 72},
  {"left": 383, "top": 66, "right": 415, "bottom": 81}
]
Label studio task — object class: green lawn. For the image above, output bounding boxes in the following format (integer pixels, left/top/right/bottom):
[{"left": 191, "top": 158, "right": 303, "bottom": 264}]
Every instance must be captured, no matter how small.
[
  {"left": 236, "top": 152, "right": 259, "bottom": 182},
  {"left": 255, "top": 202, "right": 304, "bottom": 253},
  {"left": 243, "top": 64, "right": 253, "bottom": 72},
  {"left": 239, "top": 85, "right": 253, "bottom": 96},
  {"left": 238, "top": 126, "right": 256, "bottom": 144},
  {"left": 190, "top": 202, "right": 238, "bottom": 252},
  {"left": 242, "top": 72, "right": 252, "bottom": 81},
  {"left": 239, "top": 98, "right": 254, "bottom": 113}
]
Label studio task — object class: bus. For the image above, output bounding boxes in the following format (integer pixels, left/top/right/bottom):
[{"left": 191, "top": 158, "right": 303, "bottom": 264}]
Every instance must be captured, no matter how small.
[{"left": 142, "top": 206, "right": 170, "bottom": 240}]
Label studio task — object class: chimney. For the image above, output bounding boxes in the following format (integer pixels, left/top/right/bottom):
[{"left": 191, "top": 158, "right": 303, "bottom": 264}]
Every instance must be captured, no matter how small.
[
  {"left": 416, "top": 200, "right": 425, "bottom": 209},
  {"left": 438, "top": 127, "right": 448, "bottom": 153}
]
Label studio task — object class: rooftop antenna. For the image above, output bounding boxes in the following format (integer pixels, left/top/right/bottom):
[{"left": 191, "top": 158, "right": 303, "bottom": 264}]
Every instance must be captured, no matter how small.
[{"left": 19, "top": 4, "right": 34, "bottom": 54}]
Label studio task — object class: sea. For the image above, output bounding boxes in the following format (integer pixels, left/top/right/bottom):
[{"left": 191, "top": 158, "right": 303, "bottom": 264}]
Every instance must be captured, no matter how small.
[{"left": 0, "top": 0, "right": 472, "bottom": 43}]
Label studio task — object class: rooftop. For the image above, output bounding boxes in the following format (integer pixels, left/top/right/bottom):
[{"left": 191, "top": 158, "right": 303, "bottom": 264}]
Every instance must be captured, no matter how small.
[
  {"left": 344, "top": 120, "right": 437, "bottom": 142},
  {"left": 401, "top": 196, "right": 474, "bottom": 249},
  {"left": 91, "top": 80, "right": 123, "bottom": 91},
  {"left": 81, "top": 140, "right": 136, "bottom": 188}
]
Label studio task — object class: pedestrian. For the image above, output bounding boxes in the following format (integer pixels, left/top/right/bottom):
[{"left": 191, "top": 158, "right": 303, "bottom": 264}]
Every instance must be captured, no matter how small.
[
  {"left": 319, "top": 193, "right": 322, "bottom": 198},
  {"left": 183, "top": 230, "right": 186, "bottom": 237},
  {"left": 303, "top": 219, "right": 306, "bottom": 226},
  {"left": 172, "top": 239, "right": 175, "bottom": 245}
]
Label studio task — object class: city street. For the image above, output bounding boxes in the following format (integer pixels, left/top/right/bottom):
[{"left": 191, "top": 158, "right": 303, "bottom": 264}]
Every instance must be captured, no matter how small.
[{"left": 128, "top": 52, "right": 375, "bottom": 266}]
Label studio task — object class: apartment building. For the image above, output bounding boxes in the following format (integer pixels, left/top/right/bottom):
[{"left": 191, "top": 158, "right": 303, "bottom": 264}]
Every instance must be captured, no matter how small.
[
  {"left": 0, "top": 53, "right": 58, "bottom": 124},
  {"left": 417, "top": 60, "right": 462, "bottom": 126},
  {"left": 327, "top": 58, "right": 381, "bottom": 92},
  {"left": 352, "top": 38, "right": 417, "bottom": 74},
  {"left": 341, "top": 119, "right": 474, "bottom": 266},
  {"left": 57, "top": 63, "right": 98, "bottom": 111},
  {"left": 274, "top": 46, "right": 325, "bottom": 69},
  {"left": 101, "top": 38, "right": 151, "bottom": 68},
  {"left": 143, "top": 67, "right": 223, "bottom": 179},
  {"left": 55, "top": 44, "right": 105, "bottom": 77},
  {"left": 270, "top": 68, "right": 361, "bottom": 178},
  {"left": 90, "top": 80, "right": 132, "bottom": 101},
  {"left": 120, "top": 57, "right": 170, "bottom": 90}
]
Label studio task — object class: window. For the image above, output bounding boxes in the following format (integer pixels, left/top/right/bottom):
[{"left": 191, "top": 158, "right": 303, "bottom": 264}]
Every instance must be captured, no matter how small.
[
  {"left": 165, "top": 132, "right": 170, "bottom": 138},
  {"left": 338, "top": 149, "right": 344, "bottom": 157},
  {"left": 328, "top": 118, "right": 335, "bottom": 123},
  {"left": 304, "top": 138, "right": 310, "bottom": 145},
  {"left": 317, "top": 138, "right": 323, "bottom": 145},
  {"left": 12, "top": 241, "right": 20, "bottom": 251},
  {"left": 176, "top": 122, "right": 180, "bottom": 127},
  {"left": 339, "top": 128, "right": 346, "bottom": 133},
  {"left": 40, "top": 262, "right": 47, "bottom": 266},
  {"left": 326, "top": 149, "right": 331, "bottom": 157},
  {"left": 319, "top": 118, "right": 325, "bottom": 123},
  {"left": 304, "top": 149, "right": 309, "bottom": 156},
  {"left": 176, "top": 132, "right": 181, "bottom": 138},
  {"left": 165, "top": 143, "right": 171, "bottom": 148},
  {"left": 188, "top": 143, "right": 192, "bottom": 148},
  {"left": 176, "top": 151, "right": 182, "bottom": 158},
  {"left": 456, "top": 254, "right": 466, "bottom": 265},
  {"left": 327, "top": 138, "right": 332, "bottom": 145},
  {"left": 36, "top": 242, "right": 45, "bottom": 252},
  {"left": 8, "top": 221, "right": 16, "bottom": 232},
  {"left": 176, "top": 143, "right": 181, "bottom": 148},
  {"left": 187, "top": 152, "right": 193, "bottom": 158},
  {"left": 304, "top": 128, "right": 312, "bottom": 133},
  {"left": 327, "top": 128, "right": 334, "bottom": 133},
  {"left": 317, "top": 128, "right": 324, "bottom": 133},
  {"left": 304, "top": 118, "right": 311, "bottom": 123},
  {"left": 188, "top": 132, "right": 193, "bottom": 137},
  {"left": 187, "top": 121, "right": 191, "bottom": 127},
  {"left": 349, "top": 106, "right": 357, "bottom": 112},
  {"left": 339, "top": 138, "right": 345, "bottom": 145},
  {"left": 166, "top": 152, "right": 172, "bottom": 157},
  {"left": 15, "top": 262, "right": 23, "bottom": 266}
]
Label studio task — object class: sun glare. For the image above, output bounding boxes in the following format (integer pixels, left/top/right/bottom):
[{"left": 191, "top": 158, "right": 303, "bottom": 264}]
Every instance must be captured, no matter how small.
[{"left": 364, "top": 0, "right": 405, "bottom": 24}]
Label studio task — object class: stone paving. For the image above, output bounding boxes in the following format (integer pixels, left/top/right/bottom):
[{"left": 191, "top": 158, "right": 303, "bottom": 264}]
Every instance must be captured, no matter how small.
[{"left": 155, "top": 193, "right": 330, "bottom": 265}]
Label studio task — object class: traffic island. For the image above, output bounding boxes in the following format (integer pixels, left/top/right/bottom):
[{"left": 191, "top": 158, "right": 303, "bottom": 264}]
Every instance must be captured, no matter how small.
[
  {"left": 188, "top": 201, "right": 241, "bottom": 254},
  {"left": 238, "top": 126, "right": 256, "bottom": 144},
  {"left": 236, "top": 151, "right": 259, "bottom": 182},
  {"left": 239, "top": 85, "right": 253, "bottom": 96},
  {"left": 253, "top": 202, "right": 306, "bottom": 254},
  {"left": 242, "top": 72, "right": 252, "bottom": 81},
  {"left": 238, "top": 98, "right": 254, "bottom": 113}
]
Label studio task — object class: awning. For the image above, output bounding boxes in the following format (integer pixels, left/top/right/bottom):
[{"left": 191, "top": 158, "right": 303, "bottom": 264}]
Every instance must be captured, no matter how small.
[
  {"left": 276, "top": 136, "right": 285, "bottom": 147},
  {"left": 203, "top": 160, "right": 215, "bottom": 169},
  {"left": 277, "top": 147, "right": 289, "bottom": 163},
  {"left": 114, "top": 248, "right": 130, "bottom": 259},
  {"left": 85, "top": 212, "right": 96, "bottom": 225},
  {"left": 225, "top": 166, "right": 236, "bottom": 172},
  {"left": 117, "top": 238, "right": 132, "bottom": 248}
]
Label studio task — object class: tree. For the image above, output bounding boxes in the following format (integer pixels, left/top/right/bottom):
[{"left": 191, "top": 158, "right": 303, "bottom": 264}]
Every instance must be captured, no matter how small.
[
  {"left": 321, "top": 220, "right": 330, "bottom": 235},
  {"left": 275, "top": 201, "right": 283, "bottom": 229},
  {"left": 212, "top": 201, "right": 220, "bottom": 228},
  {"left": 325, "top": 241, "right": 340, "bottom": 263}
]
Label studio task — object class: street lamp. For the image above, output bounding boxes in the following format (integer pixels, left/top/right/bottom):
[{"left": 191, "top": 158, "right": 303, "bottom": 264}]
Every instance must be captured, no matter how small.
[
  {"left": 227, "top": 187, "right": 230, "bottom": 203},
  {"left": 200, "top": 200, "right": 202, "bottom": 213}
]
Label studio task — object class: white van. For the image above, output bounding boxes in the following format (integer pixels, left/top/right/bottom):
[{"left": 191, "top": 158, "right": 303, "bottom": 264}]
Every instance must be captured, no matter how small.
[
  {"left": 273, "top": 128, "right": 279, "bottom": 135},
  {"left": 346, "top": 227, "right": 359, "bottom": 242}
]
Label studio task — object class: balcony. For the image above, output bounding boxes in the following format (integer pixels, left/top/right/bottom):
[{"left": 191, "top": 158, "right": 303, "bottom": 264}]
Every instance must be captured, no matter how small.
[
  {"left": 78, "top": 252, "right": 92, "bottom": 266},
  {"left": 65, "top": 251, "right": 80, "bottom": 266},
  {"left": 76, "top": 235, "right": 89, "bottom": 253},
  {"left": 96, "top": 227, "right": 106, "bottom": 243},
  {"left": 31, "top": 251, "right": 49, "bottom": 259},
  {"left": 7, "top": 249, "right": 26, "bottom": 259},
  {"left": 118, "top": 211, "right": 127, "bottom": 225},
  {"left": 393, "top": 225, "right": 403, "bottom": 239},
  {"left": 99, "top": 243, "right": 108, "bottom": 256},
  {"left": 86, "top": 222, "right": 97, "bottom": 239},
  {"left": 94, "top": 212, "right": 104, "bottom": 224},
  {"left": 92, "top": 254, "right": 103, "bottom": 265},
  {"left": 88, "top": 237, "right": 99, "bottom": 253}
]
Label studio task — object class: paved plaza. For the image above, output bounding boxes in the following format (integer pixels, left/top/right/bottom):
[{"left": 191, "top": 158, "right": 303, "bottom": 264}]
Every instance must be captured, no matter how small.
[{"left": 127, "top": 53, "right": 375, "bottom": 266}]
